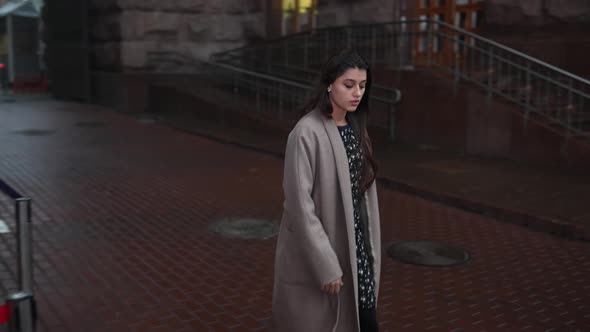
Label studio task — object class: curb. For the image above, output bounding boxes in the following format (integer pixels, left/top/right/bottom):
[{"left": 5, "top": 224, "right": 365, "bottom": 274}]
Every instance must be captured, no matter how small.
[
  {"left": 377, "top": 178, "right": 589, "bottom": 242},
  {"left": 157, "top": 116, "right": 590, "bottom": 242}
]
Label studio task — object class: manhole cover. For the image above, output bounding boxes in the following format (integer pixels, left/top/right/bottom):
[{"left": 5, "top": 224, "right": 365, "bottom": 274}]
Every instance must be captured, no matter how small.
[
  {"left": 14, "top": 129, "right": 56, "bottom": 136},
  {"left": 75, "top": 121, "right": 107, "bottom": 128},
  {"left": 209, "top": 217, "right": 279, "bottom": 239},
  {"left": 387, "top": 240, "right": 470, "bottom": 267}
]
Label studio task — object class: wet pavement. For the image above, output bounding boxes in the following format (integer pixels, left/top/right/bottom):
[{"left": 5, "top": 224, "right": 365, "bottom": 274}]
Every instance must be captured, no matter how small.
[{"left": 0, "top": 98, "right": 589, "bottom": 331}]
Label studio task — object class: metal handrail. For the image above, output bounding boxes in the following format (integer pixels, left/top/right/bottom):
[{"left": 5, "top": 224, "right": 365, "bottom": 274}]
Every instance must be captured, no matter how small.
[
  {"left": 0, "top": 180, "right": 21, "bottom": 200},
  {"left": 435, "top": 30, "right": 590, "bottom": 99},
  {"left": 213, "top": 19, "right": 589, "bottom": 86},
  {"left": 202, "top": 61, "right": 401, "bottom": 139},
  {"left": 206, "top": 61, "right": 401, "bottom": 105},
  {"left": 208, "top": 62, "right": 310, "bottom": 90},
  {"left": 211, "top": 19, "right": 590, "bottom": 140},
  {"left": 432, "top": 20, "right": 590, "bottom": 86}
]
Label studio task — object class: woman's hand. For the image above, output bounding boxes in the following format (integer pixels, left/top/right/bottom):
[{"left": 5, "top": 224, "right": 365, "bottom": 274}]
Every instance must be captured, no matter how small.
[{"left": 321, "top": 278, "right": 344, "bottom": 295}]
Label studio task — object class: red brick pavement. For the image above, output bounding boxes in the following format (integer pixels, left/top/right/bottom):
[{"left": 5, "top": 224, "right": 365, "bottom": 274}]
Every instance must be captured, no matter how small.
[
  {"left": 0, "top": 99, "right": 588, "bottom": 331},
  {"left": 157, "top": 87, "right": 590, "bottom": 241}
]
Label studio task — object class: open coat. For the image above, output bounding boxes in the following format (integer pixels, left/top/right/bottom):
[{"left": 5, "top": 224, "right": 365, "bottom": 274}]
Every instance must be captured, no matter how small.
[{"left": 272, "top": 109, "right": 381, "bottom": 332}]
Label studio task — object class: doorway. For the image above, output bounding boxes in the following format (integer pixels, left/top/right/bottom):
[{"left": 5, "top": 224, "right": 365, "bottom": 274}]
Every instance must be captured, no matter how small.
[
  {"left": 410, "top": 0, "right": 485, "bottom": 66},
  {"left": 281, "top": 0, "right": 318, "bottom": 35}
]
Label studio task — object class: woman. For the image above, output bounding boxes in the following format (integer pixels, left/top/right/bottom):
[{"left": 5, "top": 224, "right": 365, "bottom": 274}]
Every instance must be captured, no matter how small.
[{"left": 272, "top": 49, "right": 381, "bottom": 332}]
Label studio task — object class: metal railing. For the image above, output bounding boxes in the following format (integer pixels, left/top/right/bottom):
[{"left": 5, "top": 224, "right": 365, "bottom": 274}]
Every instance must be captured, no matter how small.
[
  {"left": 0, "top": 179, "right": 35, "bottom": 332},
  {"left": 212, "top": 19, "right": 590, "bottom": 141},
  {"left": 201, "top": 62, "right": 401, "bottom": 138}
]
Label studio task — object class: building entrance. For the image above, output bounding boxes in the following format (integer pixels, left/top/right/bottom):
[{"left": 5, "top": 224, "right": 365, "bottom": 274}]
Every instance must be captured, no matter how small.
[
  {"left": 281, "top": 0, "right": 318, "bottom": 35},
  {"left": 403, "top": 0, "right": 485, "bottom": 66}
]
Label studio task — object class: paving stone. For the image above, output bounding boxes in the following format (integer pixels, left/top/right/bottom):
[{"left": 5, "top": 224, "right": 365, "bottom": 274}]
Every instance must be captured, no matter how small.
[{"left": 0, "top": 100, "right": 588, "bottom": 331}]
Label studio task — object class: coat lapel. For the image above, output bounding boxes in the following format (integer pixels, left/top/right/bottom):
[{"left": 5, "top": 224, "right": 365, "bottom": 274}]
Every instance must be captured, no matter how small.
[{"left": 318, "top": 110, "right": 359, "bottom": 313}]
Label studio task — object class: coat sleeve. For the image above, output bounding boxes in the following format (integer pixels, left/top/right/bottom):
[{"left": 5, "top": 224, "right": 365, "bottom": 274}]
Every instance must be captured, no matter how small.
[{"left": 283, "top": 125, "right": 343, "bottom": 287}]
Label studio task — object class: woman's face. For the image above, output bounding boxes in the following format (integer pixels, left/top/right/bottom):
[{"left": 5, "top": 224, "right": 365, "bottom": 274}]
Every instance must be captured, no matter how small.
[{"left": 328, "top": 67, "right": 367, "bottom": 113}]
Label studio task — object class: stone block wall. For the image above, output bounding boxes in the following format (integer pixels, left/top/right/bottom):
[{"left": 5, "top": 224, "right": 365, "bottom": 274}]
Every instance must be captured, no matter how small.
[
  {"left": 485, "top": 0, "right": 590, "bottom": 27},
  {"left": 484, "top": 0, "right": 590, "bottom": 77},
  {"left": 89, "top": 0, "right": 266, "bottom": 72}
]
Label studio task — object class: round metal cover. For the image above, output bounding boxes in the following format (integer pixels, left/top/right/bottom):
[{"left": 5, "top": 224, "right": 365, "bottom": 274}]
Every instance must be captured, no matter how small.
[
  {"left": 387, "top": 240, "right": 470, "bottom": 267},
  {"left": 14, "top": 129, "right": 56, "bottom": 136},
  {"left": 209, "top": 217, "right": 279, "bottom": 240}
]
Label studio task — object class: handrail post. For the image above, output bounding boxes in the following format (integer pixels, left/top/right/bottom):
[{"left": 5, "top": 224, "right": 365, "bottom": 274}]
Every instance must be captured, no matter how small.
[
  {"left": 402, "top": 21, "right": 409, "bottom": 68},
  {"left": 347, "top": 27, "right": 352, "bottom": 48},
  {"left": 580, "top": 97, "right": 585, "bottom": 136},
  {"left": 233, "top": 71, "right": 238, "bottom": 96},
  {"left": 266, "top": 47, "right": 271, "bottom": 73},
  {"left": 568, "top": 79, "right": 574, "bottom": 128},
  {"left": 427, "top": 21, "right": 433, "bottom": 66},
  {"left": 388, "top": 103, "right": 396, "bottom": 141},
  {"left": 283, "top": 40, "right": 288, "bottom": 67},
  {"left": 565, "top": 80, "right": 575, "bottom": 146},
  {"left": 561, "top": 103, "right": 573, "bottom": 155},
  {"left": 15, "top": 198, "right": 34, "bottom": 332},
  {"left": 256, "top": 78, "right": 260, "bottom": 113},
  {"left": 371, "top": 26, "right": 377, "bottom": 65},
  {"left": 487, "top": 46, "right": 494, "bottom": 102},
  {"left": 524, "top": 62, "right": 532, "bottom": 129},
  {"left": 279, "top": 83, "right": 284, "bottom": 120},
  {"left": 453, "top": 33, "right": 460, "bottom": 95},
  {"left": 389, "top": 89, "right": 402, "bottom": 141},
  {"left": 397, "top": 23, "right": 403, "bottom": 68},
  {"left": 303, "top": 34, "right": 309, "bottom": 70},
  {"left": 325, "top": 31, "right": 330, "bottom": 57}
]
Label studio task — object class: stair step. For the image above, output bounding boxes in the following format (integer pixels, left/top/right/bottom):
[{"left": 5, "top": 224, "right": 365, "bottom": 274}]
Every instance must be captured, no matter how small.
[{"left": 212, "top": 34, "right": 590, "bottom": 139}]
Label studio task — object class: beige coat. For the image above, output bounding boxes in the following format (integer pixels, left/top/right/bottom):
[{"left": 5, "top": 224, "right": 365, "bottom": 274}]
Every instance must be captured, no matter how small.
[{"left": 272, "top": 109, "right": 381, "bottom": 332}]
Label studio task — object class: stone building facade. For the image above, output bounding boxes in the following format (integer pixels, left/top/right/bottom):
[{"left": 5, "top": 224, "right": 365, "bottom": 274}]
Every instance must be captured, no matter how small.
[
  {"left": 484, "top": 0, "right": 590, "bottom": 77},
  {"left": 485, "top": 0, "right": 590, "bottom": 28},
  {"left": 83, "top": 0, "right": 590, "bottom": 74},
  {"left": 315, "top": 0, "right": 398, "bottom": 28},
  {"left": 89, "top": 0, "right": 266, "bottom": 72}
]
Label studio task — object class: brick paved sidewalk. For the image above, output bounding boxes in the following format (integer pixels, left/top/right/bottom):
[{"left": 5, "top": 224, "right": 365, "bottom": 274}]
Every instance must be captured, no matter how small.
[
  {"left": 158, "top": 97, "right": 590, "bottom": 241},
  {"left": 0, "top": 100, "right": 589, "bottom": 331}
]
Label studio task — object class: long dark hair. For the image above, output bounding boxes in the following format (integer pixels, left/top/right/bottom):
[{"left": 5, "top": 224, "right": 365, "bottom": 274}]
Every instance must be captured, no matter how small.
[{"left": 300, "top": 49, "right": 378, "bottom": 193}]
